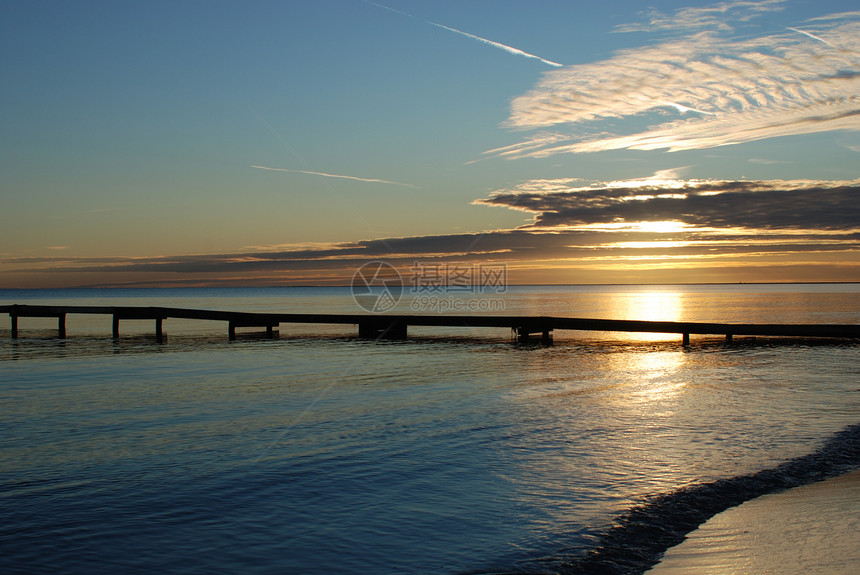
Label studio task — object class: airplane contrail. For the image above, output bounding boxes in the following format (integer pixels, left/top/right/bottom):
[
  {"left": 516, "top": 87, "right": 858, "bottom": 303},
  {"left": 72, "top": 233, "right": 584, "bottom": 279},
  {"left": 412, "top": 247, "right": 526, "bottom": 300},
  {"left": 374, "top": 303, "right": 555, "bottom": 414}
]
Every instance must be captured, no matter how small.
[
  {"left": 251, "top": 165, "right": 417, "bottom": 188},
  {"left": 365, "top": 1, "right": 563, "bottom": 67},
  {"left": 787, "top": 27, "right": 832, "bottom": 46}
]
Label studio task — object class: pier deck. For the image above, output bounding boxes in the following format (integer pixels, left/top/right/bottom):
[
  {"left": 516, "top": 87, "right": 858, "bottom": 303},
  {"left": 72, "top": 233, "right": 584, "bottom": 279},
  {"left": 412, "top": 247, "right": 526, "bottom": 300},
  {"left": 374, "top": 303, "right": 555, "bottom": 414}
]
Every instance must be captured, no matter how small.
[{"left": 3, "top": 304, "right": 859, "bottom": 345}]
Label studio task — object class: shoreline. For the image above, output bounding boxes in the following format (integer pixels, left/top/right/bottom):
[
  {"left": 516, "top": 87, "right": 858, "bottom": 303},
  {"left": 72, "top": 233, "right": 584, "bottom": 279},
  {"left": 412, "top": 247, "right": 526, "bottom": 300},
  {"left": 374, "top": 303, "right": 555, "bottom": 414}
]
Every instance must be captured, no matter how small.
[{"left": 647, "top": 469, "right": 860, "bottom": 574}]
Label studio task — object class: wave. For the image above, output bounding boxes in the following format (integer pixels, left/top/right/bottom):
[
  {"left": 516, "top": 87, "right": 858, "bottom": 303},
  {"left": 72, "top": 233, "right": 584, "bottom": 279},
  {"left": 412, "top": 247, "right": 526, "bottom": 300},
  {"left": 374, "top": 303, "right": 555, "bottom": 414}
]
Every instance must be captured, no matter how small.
[{"left": 485, "top": 423, "right": 860, "bottom": 575}]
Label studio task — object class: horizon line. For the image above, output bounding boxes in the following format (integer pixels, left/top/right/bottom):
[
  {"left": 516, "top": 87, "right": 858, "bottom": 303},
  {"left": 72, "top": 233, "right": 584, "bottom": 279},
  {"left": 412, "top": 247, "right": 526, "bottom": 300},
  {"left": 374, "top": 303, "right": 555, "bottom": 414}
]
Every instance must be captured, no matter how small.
[{"left": 3, "top": 281, "right": 858, "bottom": 291}]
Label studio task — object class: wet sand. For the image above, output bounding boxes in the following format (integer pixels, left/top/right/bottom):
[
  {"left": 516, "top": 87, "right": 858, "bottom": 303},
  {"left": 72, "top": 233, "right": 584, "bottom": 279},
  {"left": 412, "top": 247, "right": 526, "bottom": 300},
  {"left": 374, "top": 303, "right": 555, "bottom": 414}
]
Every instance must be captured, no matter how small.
[{"left": 647, "top": 469, "right": 860, "bottom": 574}]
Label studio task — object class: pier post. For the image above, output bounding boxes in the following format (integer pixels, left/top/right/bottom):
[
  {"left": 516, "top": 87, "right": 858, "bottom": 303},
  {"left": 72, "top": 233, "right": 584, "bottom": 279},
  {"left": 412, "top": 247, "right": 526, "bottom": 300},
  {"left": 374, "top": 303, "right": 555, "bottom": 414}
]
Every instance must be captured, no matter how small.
[
  {"left": 516, "top": 326, "right": 529, "bottom": 343},
  {"left": 516, "top": 326, "right": 553, "bottom": 344},
  {"left": 58, "top": 314, "right": 66, "bottom": 339},
  {"left": 682, "top": 333, "right": 690, "bottom": 346},
  {"left": 726, "top": 333, "right": 733, "bottom": 343},
  {"left": 112, "top": 315, "right": 120, "bottom": 339},
  {"left": 227, "top": 322, "right": 278, "bottom": 340},
  {"left": 358, "top": 319, "right": 407, "bottom": 340},
  {"left": 10, "top": 313, "right": 18, "bottom": 339},
  {"left": 358, "top": 322, "right": 375, "bottom": 338},
  {"left": 383, "top": 320, "right": 407, "bottom": 339},
  {"left": 155, "top": 318, "right": 164, "bottom": 344}
]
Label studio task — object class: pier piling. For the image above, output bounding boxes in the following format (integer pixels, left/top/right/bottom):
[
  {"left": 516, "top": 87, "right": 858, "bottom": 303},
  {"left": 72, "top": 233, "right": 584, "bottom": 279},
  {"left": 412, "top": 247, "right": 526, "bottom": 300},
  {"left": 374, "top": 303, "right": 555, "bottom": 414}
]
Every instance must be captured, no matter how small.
[
  {"left": 358, "top": 319, "right": 407, "bottom": 340},
  {"left": 228, "top": 321, "right": 279, "bottom": 340},
  {"left": 9, "top": 306, "right": 67, "bottom": 339},
  {"left": 515, "top": 324, "right": 553, "bottom": 344}
]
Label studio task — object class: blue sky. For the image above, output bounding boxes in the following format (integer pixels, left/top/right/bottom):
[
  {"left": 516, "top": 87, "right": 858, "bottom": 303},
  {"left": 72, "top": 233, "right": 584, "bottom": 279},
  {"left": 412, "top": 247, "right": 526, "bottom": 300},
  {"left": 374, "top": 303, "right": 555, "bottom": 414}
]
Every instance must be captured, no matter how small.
[{"left": 2, "top": 0, "right": 858, "bottom": 287}]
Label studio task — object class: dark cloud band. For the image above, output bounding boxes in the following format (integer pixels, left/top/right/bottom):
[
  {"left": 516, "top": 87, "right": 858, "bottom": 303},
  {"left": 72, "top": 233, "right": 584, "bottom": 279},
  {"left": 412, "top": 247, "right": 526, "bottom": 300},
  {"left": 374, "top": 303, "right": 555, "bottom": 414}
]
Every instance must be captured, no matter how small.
[{"left": 478, "top": 180, "right": 860, "bottom": 230}]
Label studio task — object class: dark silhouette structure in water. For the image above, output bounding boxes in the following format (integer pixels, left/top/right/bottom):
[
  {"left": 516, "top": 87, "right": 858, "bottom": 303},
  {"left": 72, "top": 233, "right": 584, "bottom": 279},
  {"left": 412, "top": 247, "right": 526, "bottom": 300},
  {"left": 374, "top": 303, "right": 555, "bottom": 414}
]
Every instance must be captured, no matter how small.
[{"left": 3, "top": 304, "right": 859, "bottom": 344}]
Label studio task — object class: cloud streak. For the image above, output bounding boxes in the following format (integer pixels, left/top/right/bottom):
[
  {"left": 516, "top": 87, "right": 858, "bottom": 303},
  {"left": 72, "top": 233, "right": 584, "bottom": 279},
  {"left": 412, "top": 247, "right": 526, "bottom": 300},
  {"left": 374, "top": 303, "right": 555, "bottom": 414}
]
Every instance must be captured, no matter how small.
[
  {"left": 786, "top": 26, "right": 832, "bottom": 46},
  {"left": 4, "top": 177, "right": 857, "bottom": 287},
  {"left": 5, "top": 228, "right": 856, "bottom": 276},
  {"left": 365, "top": 1, "right": 562, "bottom": 67},
  {"left": 425, "top": 20, "right": 563, "bottom": 68},
  {"left": 251, "top": 165, "right": 416, "bottom": 188},
  {"left": 489, "top": 7, "right": 860, "bottom": 157}
]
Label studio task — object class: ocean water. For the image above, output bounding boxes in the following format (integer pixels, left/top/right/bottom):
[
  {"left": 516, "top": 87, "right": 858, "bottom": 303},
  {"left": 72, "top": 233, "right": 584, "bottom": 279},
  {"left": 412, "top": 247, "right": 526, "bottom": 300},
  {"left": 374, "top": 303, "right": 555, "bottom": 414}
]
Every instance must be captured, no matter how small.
[{"left": 1, "top": 284, "right": 858, "bottom": 574}]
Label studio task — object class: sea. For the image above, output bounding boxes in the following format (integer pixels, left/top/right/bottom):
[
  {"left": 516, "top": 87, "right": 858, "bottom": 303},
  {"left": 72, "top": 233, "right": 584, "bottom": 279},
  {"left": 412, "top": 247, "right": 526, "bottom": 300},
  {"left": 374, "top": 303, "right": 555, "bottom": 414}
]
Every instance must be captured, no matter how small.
[{"left": 1, "top": 284, "right": 858, "bottom": 574}]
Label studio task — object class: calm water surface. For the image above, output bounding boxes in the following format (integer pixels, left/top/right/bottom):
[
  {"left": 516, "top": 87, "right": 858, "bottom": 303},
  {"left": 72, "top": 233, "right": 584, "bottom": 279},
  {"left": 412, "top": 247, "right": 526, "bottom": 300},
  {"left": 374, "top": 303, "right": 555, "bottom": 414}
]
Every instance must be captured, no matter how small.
[{"left": 1, "top": 285, "right": 858, "bottom": 574}]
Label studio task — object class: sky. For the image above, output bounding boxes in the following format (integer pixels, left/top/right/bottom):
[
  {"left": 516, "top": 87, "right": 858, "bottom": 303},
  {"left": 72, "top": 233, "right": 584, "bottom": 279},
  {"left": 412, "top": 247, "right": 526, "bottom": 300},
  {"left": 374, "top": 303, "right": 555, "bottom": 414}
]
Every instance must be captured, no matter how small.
[{"left": 1, "top": 0, "right": 859, "bottom": 288}]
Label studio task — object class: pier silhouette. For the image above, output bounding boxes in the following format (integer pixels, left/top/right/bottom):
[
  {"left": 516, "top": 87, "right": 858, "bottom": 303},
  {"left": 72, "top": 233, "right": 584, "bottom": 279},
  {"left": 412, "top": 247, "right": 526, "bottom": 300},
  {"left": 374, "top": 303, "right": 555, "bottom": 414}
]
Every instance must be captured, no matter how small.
[{"left": 3, "top": 304, "right": 859, "bottom": 345}]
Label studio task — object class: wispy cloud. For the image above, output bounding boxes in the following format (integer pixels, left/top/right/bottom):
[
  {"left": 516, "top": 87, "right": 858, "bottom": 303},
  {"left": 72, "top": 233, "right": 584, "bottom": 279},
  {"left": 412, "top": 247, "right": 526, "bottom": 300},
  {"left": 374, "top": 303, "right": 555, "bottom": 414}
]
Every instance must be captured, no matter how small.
[
  {"left": 748, "top": 157, "right": 790, "bottom": 164},
  {"left": 661, "top": 101, "right": 717, "bottom": 115},
  {"left": 490, "top": 7, "right": 860, "bottom": 157},
  {"left": 365, "top": 1, "right": 562, "bottom": 67},
  {"left": 251, "top": 165, "right": 416, "bottom": 188},
  {"left": 806, "top": 11, "right": 860, "bottom": 23},
  {"left": 615, "top": 0, "right": 787, "bottom": 33}
]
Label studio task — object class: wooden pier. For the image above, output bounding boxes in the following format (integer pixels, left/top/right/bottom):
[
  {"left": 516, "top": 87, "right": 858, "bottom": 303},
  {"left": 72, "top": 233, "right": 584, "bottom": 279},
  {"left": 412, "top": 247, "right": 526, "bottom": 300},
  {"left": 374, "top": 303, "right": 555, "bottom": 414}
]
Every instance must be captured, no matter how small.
[{"left": 2, "top": 304, "right": 859, "bottom": 345}]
